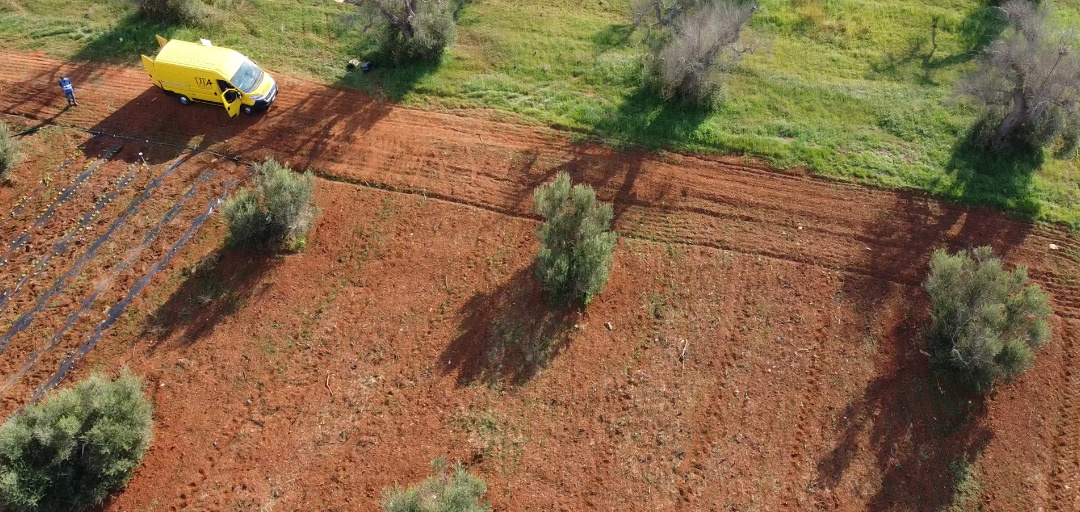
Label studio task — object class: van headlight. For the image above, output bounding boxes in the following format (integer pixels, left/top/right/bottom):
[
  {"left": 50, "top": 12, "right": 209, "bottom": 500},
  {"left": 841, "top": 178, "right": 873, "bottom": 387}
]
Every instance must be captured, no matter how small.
[{"left": 249, "top": 94, "right": 265, "bottom": 101}]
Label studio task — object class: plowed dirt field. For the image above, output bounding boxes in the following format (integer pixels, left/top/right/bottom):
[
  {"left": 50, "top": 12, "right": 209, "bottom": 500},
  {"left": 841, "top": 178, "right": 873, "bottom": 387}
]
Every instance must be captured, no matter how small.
[{"left": 1, "top": 52, "right": 1079, "bottom": 510}]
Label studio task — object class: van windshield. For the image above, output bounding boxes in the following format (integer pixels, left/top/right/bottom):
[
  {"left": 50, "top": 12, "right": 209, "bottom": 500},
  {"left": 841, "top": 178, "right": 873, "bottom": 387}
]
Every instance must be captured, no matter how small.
[{"left": 230, "top": 60, "right": 263, "bottom": 93}]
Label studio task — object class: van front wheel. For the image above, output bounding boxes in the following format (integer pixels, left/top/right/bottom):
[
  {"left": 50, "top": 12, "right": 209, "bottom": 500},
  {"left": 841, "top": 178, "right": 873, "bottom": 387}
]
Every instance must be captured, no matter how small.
[
  {"left": 242, "top": 105, "right": 253, "bottom": 116},
  {"left": 178, "top": 95, "right": 190, "bottom": 105}
]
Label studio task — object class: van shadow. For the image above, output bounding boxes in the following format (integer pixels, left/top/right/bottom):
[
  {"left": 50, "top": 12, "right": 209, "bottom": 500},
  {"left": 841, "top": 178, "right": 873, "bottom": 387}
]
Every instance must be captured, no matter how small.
[
  {"left": 439, "top": 266, "right": 581, "bottom": 388},
  {"left": 85, "top": 87, "right": 262, "bottom": 164},
  {"left": 142, "top": 248, "right": 278, "bottom": 349}
]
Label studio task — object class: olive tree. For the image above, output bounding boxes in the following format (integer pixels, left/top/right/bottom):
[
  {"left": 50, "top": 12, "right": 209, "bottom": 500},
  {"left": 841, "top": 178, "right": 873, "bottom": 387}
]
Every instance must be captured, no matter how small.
[
  {"left": 0, "top": 120, "right": 18, "bottom": 182},
  {"left": 0, "top": 372, "right": 154, "bottom": 512},
  {"left": 223, "top": 158, "right": 317, "bottom": 251},
  {"left": 533, "top": 172, "right": 617, "bottom": 306},
  {"left": 924, "top": 246, "right": 1052, "bottom": 390}
]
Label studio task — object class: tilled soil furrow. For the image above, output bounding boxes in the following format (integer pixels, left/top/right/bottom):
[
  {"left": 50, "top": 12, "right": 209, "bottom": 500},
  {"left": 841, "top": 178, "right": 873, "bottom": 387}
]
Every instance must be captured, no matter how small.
[
  {"left": 1049, "top": 321, "right": 1080, "bottom": 510},
  {"left": 0, "top": 154, "right": 242, "bottom": 402}
]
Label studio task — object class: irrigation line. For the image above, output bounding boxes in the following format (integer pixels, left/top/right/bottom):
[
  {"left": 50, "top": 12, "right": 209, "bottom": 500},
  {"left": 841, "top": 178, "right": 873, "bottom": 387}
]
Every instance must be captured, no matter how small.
[
  {"left": 0, "top": 153, "right": 193, "bottom": 354},
  {"left": 0, "top": 144, "right": 122, "bottom": 268},
  {"left": 1, "top": 168, "right": 217, "bottom": 396},
  {"left": 31, "top": 179, "right": 240, "bottom": 402},
  {"left": 0, "top": 162, "right": 142, "bottom": 312},
  {"left": 0, "top": 142, "right": 94, "bottom": 235},
  {"left": 44, "top": 125, "right": 241, "bottom": 163}
]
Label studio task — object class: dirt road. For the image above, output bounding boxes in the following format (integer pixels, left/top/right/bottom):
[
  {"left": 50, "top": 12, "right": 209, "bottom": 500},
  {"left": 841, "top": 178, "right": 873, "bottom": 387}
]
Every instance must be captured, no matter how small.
[{"left": 1, "top": 51, "right": 1079, "bottom": 510}]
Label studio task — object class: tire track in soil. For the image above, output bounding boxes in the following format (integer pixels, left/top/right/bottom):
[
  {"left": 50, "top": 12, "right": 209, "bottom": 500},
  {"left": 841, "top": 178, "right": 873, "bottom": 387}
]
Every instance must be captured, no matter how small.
[
  {"left": 2, "top": 52, "right": 1077, "bottom": 325},
  {"left": 1050, "top": 319, "right": 1080, "bottom": 510},
  {"left": 3, "top": 52, "right": 1075, "bottom": 315}
]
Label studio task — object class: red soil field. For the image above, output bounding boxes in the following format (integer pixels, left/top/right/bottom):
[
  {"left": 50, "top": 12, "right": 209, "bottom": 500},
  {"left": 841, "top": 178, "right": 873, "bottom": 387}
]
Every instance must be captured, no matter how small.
[{"left": 1, "top": 51, "right": 1079, "bottom": 510}]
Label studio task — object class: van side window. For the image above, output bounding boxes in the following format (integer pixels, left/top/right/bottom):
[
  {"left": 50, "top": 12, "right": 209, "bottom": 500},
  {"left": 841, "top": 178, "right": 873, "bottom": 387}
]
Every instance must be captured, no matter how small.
[{"left": 216, "top": 80, "right": 233, "bottom": 92}]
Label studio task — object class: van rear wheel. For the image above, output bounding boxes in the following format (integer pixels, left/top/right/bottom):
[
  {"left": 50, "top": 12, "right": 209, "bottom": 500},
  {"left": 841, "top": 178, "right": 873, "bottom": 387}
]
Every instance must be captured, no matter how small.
[{"left": 178, "top": 95, "right": 190, "bottom": 105}]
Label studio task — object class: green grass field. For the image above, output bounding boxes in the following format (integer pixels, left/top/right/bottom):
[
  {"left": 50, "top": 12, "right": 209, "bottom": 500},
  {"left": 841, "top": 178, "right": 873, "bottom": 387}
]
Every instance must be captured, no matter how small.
[{"left": 2, "top": 0, "right": 1079, "bottom": 228}]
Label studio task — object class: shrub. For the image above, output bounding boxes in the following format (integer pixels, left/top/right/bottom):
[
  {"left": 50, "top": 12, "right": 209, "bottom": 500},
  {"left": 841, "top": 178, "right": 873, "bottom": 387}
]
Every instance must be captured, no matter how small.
[
  {"left": 960, "top": 0, "right": 1080, "bottom": 153},
  {"left": 635, "top": 0, "right": 757, "bottom": 105},
  {"left": 0, "top": 372, "right": 154, "bottom": 512},
  {"left": 924, "top": 246, "right": 1052, "bottom": 390},
  {"left": 383, "top": 459, "right": 490, "bottom": 512},
  {"left": 344, "top": 0, "right": 457, "bottom": 63},
  {"left": 127, "top": 0, "right": 204, "bottom": 26},
  {"left": 533, "top": 172, "right": 617, "bottom": 305},
  {"left": 0, "top": 120, "right": 19, "bottom": 182},
  {"left": 224, "top": 158, "right": 317, "bottom": 250},
  {"left": 222, "top": 188, "right": 265, "bottom": 248}
]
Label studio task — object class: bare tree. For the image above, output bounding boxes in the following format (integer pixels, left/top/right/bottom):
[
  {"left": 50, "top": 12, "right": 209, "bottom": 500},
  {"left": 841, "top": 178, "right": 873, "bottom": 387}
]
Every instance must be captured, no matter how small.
[
  {"left": 632, "top": 0, "right": 698, "bottom": 35},
  {"left": 639, "top": 1, "right": 756, "bottom": 104},
  {"left": 961, "top": 0, "right": 1080, "bottom": 153},
  {"left": 342, "top": 0, "right": 456, "bottom": 62}
]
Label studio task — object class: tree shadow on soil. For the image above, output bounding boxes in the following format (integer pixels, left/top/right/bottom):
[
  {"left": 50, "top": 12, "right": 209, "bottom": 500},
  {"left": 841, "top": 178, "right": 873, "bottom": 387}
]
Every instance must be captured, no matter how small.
[
  {"left": 829, "top": 272, "right": 995, "bottom": 508},
  {"left": 821, "top": 183, "right": 1034, "bottom": 507},
  {"left": 554, "top": 145, "right": 661, "bottom": 227},
  {"left": 815, "top": 353, "right": 993, "bottom": 509},
  {"left": 501, "top": 141, "right": 669, "bottom": 230},
  {"left": 440, "top": 266, "right": 581, "bottom": 388},
  {"left": 142, "top": 248, "right": 278, "bottom": 348}
]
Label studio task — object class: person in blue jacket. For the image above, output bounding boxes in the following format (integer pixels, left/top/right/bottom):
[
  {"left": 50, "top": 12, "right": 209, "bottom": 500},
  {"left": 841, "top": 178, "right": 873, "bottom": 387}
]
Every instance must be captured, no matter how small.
[{"left": 58, "top": 77, "right": 78, "bottom": 106}]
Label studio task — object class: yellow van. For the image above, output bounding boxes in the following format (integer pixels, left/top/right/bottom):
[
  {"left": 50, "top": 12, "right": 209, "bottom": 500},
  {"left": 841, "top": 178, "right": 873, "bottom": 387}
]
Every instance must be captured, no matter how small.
[{"left": 141, "top": 36, "right": 278, "bottom": 118}]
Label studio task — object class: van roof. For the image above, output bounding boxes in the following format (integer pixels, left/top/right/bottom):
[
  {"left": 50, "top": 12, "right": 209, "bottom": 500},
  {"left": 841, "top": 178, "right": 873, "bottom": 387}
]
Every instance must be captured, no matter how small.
[{"left": 155, "top": 39, "right": 246, "bottom": 76}]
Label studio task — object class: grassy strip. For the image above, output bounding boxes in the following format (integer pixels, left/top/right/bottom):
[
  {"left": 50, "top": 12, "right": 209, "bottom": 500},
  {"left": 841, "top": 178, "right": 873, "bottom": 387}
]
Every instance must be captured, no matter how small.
[{"left": 1, "top": 0, "right": 1077, "bottom": 227}]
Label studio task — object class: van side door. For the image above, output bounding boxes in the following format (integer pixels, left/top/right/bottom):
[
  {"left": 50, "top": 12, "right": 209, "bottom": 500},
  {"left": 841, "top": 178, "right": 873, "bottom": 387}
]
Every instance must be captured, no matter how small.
[
  {"left": 217, "top": 79, "right": 241, "bottom": 118},
  {"left": 222, "top": 89, "right": 242, "bottom": 118}
]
